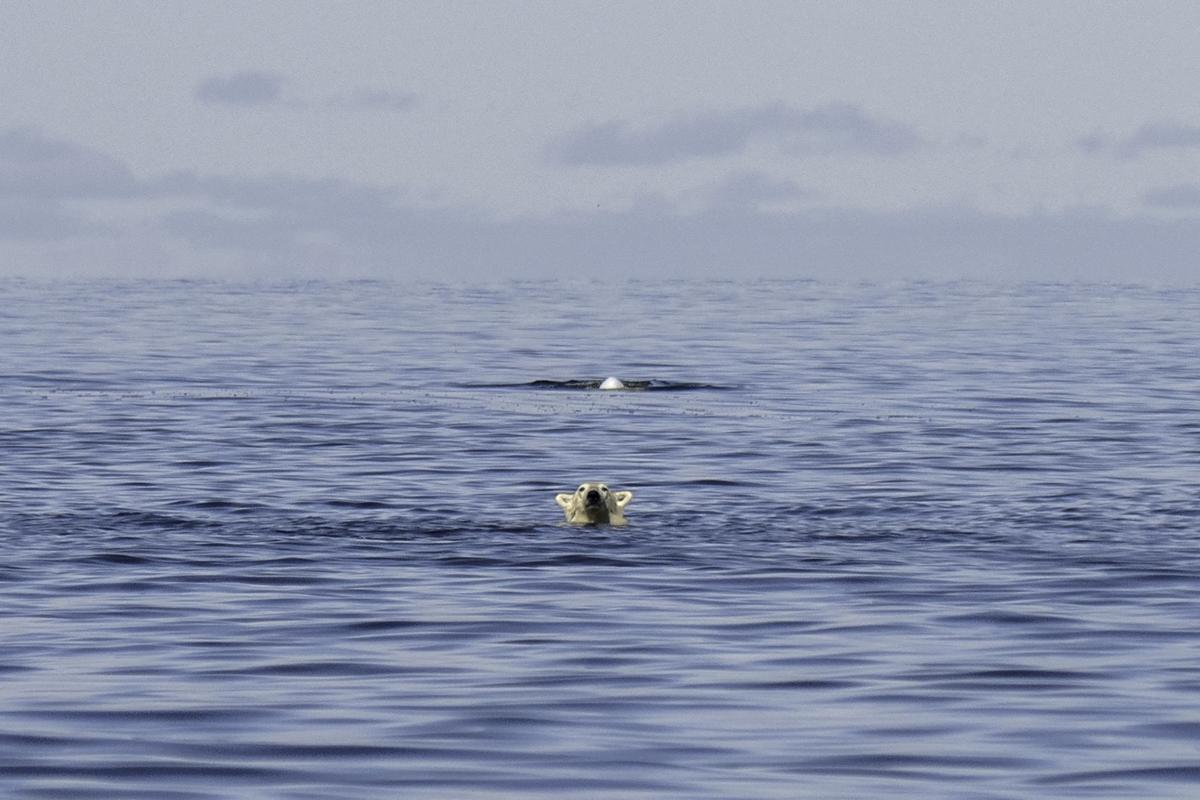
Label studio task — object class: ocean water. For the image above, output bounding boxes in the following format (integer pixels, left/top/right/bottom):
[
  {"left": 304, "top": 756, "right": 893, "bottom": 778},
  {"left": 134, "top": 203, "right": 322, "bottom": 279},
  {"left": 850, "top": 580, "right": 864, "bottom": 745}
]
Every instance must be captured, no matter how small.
[{"left": 1, "top": 277, "right": 1198, "bottom": 799}]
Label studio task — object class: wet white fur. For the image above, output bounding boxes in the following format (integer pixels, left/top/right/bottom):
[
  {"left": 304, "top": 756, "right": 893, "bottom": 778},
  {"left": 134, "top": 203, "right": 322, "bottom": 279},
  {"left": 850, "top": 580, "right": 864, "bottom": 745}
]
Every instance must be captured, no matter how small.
[{"left": 555, "top": 482, "right": 634, "bottom": 525}]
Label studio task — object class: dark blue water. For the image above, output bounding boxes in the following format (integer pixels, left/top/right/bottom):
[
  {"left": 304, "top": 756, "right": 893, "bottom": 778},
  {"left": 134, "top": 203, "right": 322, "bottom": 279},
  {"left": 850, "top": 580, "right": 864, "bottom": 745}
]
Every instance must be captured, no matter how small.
[{"left": 2, "top": 278, "right": 1199, "bottom": 799}]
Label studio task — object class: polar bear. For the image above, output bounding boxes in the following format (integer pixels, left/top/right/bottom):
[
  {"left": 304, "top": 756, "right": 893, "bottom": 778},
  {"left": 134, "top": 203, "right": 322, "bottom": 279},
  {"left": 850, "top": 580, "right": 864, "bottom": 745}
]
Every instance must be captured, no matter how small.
[{"left": 555, "top": 482, "right": 634, "bottom": 525}]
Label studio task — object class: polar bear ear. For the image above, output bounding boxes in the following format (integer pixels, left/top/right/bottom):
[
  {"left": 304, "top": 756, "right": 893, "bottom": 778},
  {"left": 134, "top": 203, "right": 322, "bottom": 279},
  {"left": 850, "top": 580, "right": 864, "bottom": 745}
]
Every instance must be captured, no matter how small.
[
  {"left": 555, "top": 493, "right": 573, "bottom": 509},
  {"left": 613, "top": 490, "right": 633, "bottom": 509}
]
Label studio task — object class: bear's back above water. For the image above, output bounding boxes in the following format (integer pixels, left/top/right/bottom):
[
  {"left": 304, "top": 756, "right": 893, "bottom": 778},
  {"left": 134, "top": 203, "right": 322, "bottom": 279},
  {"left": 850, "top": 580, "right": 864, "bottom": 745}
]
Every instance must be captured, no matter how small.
[{"left": 555, "top": 482, "right": 633, "bottom": 525}]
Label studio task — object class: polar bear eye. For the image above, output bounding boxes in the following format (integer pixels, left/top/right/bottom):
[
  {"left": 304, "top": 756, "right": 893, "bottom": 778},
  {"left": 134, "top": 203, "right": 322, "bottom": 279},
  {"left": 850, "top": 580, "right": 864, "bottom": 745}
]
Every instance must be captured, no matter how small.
[
  {"left": 599, "top": 485, "right": 608, "bottom": 492},
  {"left": 577, "top": 486, "right": 586, "bottom": 493}
]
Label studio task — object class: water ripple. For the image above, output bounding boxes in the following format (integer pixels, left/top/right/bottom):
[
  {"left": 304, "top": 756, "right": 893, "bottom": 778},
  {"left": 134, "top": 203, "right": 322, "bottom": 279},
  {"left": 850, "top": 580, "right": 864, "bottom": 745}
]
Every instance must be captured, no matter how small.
[{"left": 3, "top": 279, "right": 1200, "bottom": 799}]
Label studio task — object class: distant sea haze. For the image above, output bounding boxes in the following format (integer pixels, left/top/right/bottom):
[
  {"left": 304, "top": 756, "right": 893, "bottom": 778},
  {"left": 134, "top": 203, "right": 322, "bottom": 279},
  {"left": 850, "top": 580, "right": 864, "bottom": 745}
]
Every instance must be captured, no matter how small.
[{"left": 2, "top": 278, "right": 1198, "bottom": 799}]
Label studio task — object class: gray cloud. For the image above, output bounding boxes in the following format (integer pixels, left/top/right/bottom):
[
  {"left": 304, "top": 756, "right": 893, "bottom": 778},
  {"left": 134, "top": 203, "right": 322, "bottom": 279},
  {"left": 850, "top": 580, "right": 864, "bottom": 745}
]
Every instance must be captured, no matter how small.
[
  {"left": 0, "top": 198, "right": 96, "bottom": 241},
  {"left": 484, "top": 207, "right": 1200, "bottom": 283},
  {"left": 136, "top": 173, "right": 1200, "bottom": 283},
  {"left": 152, "top": 171, "right": 396, "bottom": 211},
  {"left": 327, "top": 89, "right": 418, "bottom": 112},
  {"left": 193, "top": 72, "right": 417, "bottom": 113},
  {"left": 1, "top": 125, "right": 138, "bottom": 198},
  {"left": 0, "top": 126, "right": 136, "bottom": 243},
  {"left": 1075, "top": 132, "right": 1109, "bottom": 154},
  {"left": 1119, "top": 122, "right": 1200, "bottom": 157},
  {"left": 146, "top": 170, "right": 478, "bottom": 277},
  {"left": 195, "top": 71, "right": 287, "bottom": 106},
  {"left": 1080, "top": 121, "right": 1200, "bottom": 158},
  {"left": 706, "top": 171, "right": 815, "bottom": 210},
  {"left": 1143, "top": 184, "right": 1200, "bottom": 208},
  {"left": 550, "top": 102, "right": 922, "bottom": 166},
  {"left": 5, "top": 184, "right": 1199, "bottom": 282},
  {"left": 2, "top": 129, "right": 1198, "bottom": 283}
]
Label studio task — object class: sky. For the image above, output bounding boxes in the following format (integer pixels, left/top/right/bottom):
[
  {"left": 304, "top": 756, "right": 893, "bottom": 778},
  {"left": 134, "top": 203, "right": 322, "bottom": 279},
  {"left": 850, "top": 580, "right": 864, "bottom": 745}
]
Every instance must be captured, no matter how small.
[{"left": 2, "top": 0, "right": 1200, "bottom": 281}]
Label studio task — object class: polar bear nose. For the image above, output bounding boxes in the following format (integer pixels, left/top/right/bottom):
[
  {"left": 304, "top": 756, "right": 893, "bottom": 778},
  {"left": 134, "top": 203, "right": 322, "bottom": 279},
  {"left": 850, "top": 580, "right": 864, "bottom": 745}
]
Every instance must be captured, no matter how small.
[{"left": 585, "top": 489, "right": 601, "bottom": 504}]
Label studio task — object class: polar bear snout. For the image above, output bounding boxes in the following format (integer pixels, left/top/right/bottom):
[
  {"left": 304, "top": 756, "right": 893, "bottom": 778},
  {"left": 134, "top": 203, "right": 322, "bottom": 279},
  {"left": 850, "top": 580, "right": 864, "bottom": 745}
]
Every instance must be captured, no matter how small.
[{"left": 585, "top": 488, "right": 603, "bottom": 505}]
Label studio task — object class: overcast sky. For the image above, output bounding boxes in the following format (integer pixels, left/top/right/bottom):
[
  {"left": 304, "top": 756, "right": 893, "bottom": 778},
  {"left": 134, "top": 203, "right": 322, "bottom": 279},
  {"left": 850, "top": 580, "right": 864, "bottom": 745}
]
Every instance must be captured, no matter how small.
[{"left": 3, "top": 0, "right": 1200, "bottom": 281}]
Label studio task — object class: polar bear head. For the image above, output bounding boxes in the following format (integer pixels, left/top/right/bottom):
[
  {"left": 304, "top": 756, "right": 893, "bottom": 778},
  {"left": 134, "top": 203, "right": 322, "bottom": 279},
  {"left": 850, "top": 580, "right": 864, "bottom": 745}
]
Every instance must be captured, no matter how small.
[{"left": 555, "top": 482, "right": 634, "bottom": 525}]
